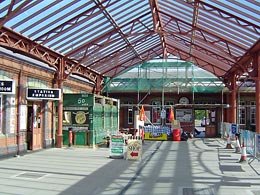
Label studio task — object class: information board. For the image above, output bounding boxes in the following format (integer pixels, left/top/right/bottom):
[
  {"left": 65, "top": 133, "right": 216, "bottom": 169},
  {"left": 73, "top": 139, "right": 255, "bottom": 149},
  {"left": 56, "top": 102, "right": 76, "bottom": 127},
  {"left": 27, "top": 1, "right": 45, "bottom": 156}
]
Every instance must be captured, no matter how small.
[
  {"left": 176, "top": 109, "right": 192, "bottom": 122},
  {"left": 109, "top": 135, "right": 125, "bottom": 158}
]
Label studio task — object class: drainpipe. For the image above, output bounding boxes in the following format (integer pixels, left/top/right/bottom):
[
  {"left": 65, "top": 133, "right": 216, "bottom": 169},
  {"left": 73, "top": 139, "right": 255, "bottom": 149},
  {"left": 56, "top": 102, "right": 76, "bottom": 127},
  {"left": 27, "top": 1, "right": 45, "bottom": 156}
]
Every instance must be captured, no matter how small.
[
  {"left": 56, "top": 59, "right": 64, "bottom": 148},
  {"left": 16, "top": 70, "right": 22, "bottom": 157}
]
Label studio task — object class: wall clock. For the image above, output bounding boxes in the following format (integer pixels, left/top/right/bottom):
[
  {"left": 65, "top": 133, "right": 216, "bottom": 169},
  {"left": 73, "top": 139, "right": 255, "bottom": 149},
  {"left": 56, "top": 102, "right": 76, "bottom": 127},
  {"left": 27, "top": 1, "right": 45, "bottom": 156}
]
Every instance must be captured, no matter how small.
[{"left": 179, "top": 97, "right": 189, "bottom": 104}]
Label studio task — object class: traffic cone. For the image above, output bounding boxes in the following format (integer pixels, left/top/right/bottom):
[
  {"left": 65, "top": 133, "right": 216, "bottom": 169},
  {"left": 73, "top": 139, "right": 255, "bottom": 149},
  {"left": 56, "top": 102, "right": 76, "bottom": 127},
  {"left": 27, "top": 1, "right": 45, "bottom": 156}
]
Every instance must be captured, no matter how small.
[
  {"left": 235, "top": 136, "right": 241, "bottom": 153},
  {"left": 225, "top": 134, "right": 233, "bottom": 149},
  {"left": 239, "top": 139, "right": 247, "bottom": 163}
]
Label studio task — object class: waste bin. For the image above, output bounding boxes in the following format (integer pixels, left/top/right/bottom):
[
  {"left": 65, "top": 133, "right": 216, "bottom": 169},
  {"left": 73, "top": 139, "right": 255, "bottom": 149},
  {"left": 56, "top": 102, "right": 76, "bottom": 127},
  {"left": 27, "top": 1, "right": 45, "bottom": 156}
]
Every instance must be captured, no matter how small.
[{"left": 173, "top": 129, "right": 181, "bottom": 141}]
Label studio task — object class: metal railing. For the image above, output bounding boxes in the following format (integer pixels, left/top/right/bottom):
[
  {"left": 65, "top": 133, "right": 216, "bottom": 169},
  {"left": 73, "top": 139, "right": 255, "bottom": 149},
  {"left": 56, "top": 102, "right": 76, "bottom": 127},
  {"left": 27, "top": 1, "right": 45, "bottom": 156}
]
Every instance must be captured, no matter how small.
[{"left": 221, "top": 122, "right": 260, "bottom": 162}]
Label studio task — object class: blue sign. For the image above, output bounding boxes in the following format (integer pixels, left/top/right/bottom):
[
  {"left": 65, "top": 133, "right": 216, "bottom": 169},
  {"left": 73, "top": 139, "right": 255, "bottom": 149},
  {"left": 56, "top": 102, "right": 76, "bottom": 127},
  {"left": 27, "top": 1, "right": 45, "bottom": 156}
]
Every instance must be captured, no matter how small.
[{"left": 231, "top": 124, "right": 237, "bottom": 134}]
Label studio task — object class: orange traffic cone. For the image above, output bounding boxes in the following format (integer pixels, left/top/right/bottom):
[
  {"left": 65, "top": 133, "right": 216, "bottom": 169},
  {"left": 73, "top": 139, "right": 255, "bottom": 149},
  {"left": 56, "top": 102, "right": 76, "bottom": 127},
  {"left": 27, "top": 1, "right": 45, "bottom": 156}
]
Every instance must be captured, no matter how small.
[
  {"left": 235, "top": 136, "right": 241, "bottom": 153},
  {"left": 225, "top": 134, "right": 233, "bottom": 149},
  {"left": 239, "top": 139, "right": 247, "bottom": 163}
]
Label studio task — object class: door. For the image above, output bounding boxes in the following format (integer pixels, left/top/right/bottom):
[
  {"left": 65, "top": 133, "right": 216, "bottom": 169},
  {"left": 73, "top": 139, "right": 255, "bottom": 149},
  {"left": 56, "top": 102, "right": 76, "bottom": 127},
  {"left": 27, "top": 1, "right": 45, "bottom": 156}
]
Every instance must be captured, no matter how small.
[
  {"left": 205, "top": 109, "right": 216, "bottom": 138},
  {"left": 27, "top": 103, "right": 43, "bottom": 150}
]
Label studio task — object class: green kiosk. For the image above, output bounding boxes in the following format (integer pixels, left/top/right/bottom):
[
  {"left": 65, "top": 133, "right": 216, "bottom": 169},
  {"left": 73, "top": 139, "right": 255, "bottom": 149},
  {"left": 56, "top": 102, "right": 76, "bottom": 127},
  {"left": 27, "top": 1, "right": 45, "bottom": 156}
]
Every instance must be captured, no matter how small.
[{"left": 62, "top": 93, "right": 119, "bottom": 147}]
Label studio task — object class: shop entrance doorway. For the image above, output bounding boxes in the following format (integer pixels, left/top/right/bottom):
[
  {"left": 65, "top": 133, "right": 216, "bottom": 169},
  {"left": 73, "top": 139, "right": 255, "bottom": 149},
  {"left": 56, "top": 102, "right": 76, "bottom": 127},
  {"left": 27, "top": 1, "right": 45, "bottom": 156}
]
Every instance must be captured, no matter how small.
[
  {"left": 194, "top": 109, "right": 216, "bottom": 138},
  {"left": 27, "top": 102, "right": 43, "bottom": 150}
]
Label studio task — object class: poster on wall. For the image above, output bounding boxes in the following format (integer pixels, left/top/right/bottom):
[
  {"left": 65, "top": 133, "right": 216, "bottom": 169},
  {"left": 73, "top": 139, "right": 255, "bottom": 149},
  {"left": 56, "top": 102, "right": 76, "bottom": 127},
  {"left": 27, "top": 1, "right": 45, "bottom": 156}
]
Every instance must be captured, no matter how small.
[
  {"left": 10, "top": 97, "right": 15, "bottom": 133},
  {"left": 19, "top": 105, "right": 27, "bottom": 130},
  {"left": 176, "top": 109, "right": 192, "bottom": 122}
]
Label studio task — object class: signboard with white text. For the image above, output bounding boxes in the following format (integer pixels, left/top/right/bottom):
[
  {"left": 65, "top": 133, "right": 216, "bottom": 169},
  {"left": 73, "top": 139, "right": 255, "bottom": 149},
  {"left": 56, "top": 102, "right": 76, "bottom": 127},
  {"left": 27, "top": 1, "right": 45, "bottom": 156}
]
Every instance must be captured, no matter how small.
[
  {"left": 27, "top": 88, "right": 61, "bottom": 100},
  {"left": 109, "top": 135, "right": 125, "bottom": 158},
  {"left": 0, "top": 80, "right": 15, "bottom": 94}
]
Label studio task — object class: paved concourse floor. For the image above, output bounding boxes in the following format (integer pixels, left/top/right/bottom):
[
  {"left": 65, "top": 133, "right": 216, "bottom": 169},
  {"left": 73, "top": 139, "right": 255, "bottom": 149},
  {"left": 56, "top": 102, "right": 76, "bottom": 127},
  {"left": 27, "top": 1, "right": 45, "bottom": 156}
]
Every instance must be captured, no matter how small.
[{"left": 0, "top": 138, "right": 259, "bottom": 195}]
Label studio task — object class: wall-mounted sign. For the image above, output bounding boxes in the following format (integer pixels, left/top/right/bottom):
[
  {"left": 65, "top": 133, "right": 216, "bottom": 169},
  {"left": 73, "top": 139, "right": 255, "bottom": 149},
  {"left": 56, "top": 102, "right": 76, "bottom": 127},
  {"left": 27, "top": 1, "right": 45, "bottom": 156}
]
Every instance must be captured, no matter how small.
[
  {"left": 27, "top": 88, "right": 61, "bottom": 100},
  {"left": 63, "top": 94, "right": 93, "bottom": 106},
  {"left": 0, "top": 80, "right": 15, "bottom": 94},
  {"left": 176, "top": 109, "right": 192, "bottom": 122}
]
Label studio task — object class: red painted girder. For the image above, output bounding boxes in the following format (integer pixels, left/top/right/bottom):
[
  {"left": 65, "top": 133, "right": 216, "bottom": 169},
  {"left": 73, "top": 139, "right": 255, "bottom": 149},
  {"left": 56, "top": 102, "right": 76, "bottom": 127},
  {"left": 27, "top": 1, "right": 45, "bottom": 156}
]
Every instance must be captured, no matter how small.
[
  {"left": 198, "top": 1, "right": 260, "bottom": 34},
  {"left": 0, "top": 26, "right": 100, "bottom": 83},
  {"left": 0, "top": 1, "right": 35, "bottom": 28}
]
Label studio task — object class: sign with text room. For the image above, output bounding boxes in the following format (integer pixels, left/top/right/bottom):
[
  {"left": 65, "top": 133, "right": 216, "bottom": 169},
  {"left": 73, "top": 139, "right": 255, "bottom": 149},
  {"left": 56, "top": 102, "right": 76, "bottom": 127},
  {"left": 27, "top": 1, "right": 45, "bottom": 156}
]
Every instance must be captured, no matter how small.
[{"left": 0, "top": 80, "right": 15, "bottom": 94}]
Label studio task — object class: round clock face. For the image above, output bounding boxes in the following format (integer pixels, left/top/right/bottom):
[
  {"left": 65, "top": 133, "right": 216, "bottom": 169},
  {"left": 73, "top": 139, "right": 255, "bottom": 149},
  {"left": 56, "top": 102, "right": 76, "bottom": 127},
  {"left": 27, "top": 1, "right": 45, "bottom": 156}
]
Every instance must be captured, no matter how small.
[
  {"left": 179, "top": 97, "right": 189, "bottom": 104},
  {"left": 75, "top": 111, "right": 86, "bottom": 124}
]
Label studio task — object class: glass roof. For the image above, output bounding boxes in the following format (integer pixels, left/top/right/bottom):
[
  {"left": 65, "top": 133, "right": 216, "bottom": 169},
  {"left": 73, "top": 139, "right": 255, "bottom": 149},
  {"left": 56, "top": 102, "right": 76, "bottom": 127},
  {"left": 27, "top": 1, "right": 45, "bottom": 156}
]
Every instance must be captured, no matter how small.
[
  {"left": 0, "top": 0, "right": 259, "bottom": 87},
  {"left": 103, "top": 59, "right": 225, "bottom": 93}
]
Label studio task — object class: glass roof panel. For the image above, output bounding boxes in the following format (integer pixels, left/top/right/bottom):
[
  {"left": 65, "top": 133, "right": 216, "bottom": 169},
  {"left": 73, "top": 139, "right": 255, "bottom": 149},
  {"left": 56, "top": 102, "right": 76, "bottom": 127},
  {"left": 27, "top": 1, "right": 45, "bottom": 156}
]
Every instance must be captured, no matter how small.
[
  {"left": 104, "top": 59, "right": 224, "bottom": 93},
  {"left": 204, "top": 0, "right": 260, "bottom": 26},
  {"left": 0, "top": 0, "right": 259, "bottom": 80}
]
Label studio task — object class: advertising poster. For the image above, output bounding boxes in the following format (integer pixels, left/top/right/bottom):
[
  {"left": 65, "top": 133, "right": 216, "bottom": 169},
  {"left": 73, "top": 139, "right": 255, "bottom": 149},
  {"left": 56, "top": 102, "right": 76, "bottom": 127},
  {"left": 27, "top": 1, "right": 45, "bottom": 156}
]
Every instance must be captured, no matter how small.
[
  {"left": 126, "top": 138, "right": 142, "bottom": 160},
  {"left": 144, "top": 132, "right": 167, "bottom": 141}
]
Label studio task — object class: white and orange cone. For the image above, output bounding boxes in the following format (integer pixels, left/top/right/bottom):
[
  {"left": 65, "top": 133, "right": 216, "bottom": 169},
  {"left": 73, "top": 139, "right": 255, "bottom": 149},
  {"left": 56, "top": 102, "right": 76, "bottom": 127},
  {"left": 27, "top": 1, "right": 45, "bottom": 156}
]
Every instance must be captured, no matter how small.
[
  {"left": 225, "top": 134, "right": 233, "bottom": 149},
  {"left": 239, "top": 139, "right": 247, "bottom": 163},
  {"left": 235, "top": 136, "right": 241, "bottom": 153}
]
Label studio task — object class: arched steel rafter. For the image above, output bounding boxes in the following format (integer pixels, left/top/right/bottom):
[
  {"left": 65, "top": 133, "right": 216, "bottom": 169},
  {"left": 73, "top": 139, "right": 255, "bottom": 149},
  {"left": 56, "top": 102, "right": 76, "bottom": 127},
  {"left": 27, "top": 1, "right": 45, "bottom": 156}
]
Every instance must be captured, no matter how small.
[
  {"left": 166, "top": 36, "right": 232, "bottom": 72},
  {"left": 85, "top": 32, "right": 157, "bottom": 68},
  {"left": 0, "top": 27, "right": 99, "bottom": 83},
  {"left": 101, "top": 44, "right": 163, "bottom": 78},
  {"left": 93, "top": 0, "right": 143, "bottom": 61},
  {"left": 62, "top": 12, "right": 154, "bottom": 76},
  {"left": 149, "top": 0, "right": 167, "bottom": 58},
  {"left": 0, "top": 0, "right": 35, "bottom": 28},
  {"left": 166, "top": 43, "right": 227, "bottom": 79},
  {"left": 64, "top": 10, "right": 152, "bottom": 57},
  {"left": 198, "top": 0, "right": 260, "bottom": 34},
  {"left": 158, "top": 10, "right": 249, "bottom": 56},
  {"left": 33, "top": 1, "right": 113, "bottom": 44}
]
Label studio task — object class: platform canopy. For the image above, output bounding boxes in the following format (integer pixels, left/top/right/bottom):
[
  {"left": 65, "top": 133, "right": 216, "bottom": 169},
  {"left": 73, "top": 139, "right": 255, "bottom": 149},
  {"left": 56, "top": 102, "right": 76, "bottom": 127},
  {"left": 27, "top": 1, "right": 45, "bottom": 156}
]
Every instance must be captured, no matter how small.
[{"left": 0, "top": 0, "right": 259, "bottom": 88}]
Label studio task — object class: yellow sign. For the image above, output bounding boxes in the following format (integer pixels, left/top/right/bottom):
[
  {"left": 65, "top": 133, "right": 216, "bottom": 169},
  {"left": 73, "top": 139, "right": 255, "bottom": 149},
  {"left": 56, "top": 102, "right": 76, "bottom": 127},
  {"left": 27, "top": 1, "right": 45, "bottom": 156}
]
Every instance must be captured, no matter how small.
[{"left": 144, "top": 132, "right": 167, "bottom": 140}]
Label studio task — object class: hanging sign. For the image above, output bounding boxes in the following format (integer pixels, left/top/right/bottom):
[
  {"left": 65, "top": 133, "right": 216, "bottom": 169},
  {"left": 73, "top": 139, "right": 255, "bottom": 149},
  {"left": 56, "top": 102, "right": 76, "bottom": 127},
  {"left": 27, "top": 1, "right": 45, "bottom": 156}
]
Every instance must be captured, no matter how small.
[
  {"left": 160, "top": 109, "right": 166, "bottom": 119},
  {"left": 27, "top": 88, "right": 61, "bottom": 100},
  {"left": 0, "top": 80, "right": 15, "bottom": 94}
]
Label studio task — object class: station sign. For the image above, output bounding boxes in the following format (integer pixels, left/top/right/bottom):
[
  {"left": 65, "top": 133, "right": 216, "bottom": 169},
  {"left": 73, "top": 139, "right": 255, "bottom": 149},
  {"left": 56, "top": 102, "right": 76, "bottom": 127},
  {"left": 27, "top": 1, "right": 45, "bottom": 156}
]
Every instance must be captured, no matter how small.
[
  {"left": 27, "top": 88, "right": 61, "bottom": 100},
  {"left": 0, "top": 80, "right": 15, "bottom": 94}
]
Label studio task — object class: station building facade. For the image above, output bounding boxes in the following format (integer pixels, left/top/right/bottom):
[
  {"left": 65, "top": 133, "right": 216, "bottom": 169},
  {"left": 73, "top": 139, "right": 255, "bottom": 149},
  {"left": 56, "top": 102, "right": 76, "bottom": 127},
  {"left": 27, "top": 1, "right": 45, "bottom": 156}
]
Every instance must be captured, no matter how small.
[
  {"left": 0, "top": 48, "right": 257, "bottom": 158},
  {"left": 0, "top": 48, "right": 93, "bottom": 157}
]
